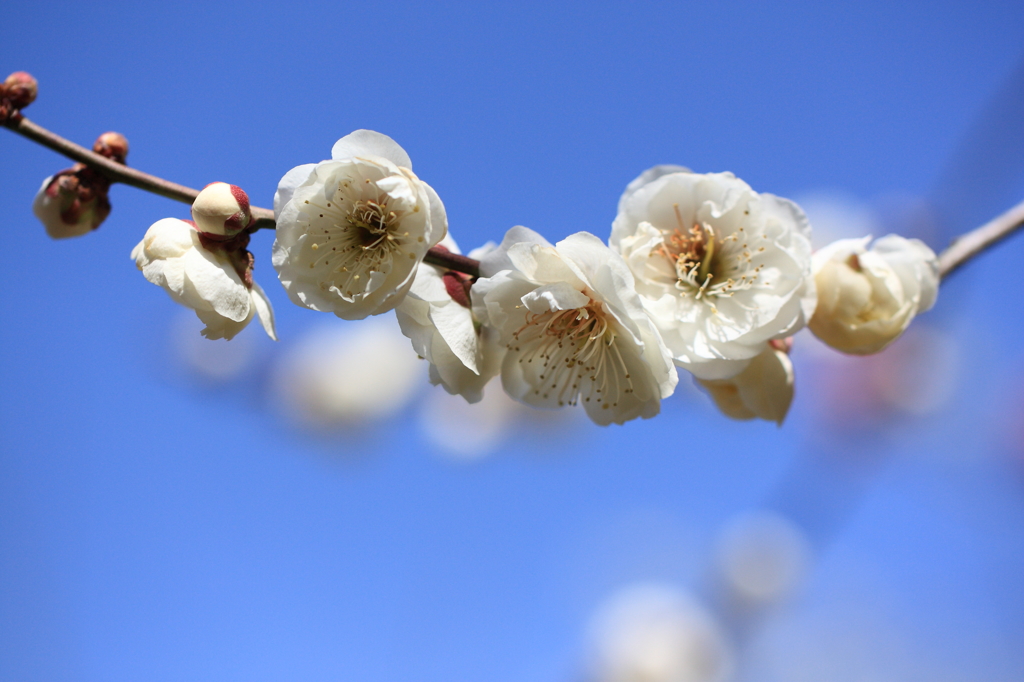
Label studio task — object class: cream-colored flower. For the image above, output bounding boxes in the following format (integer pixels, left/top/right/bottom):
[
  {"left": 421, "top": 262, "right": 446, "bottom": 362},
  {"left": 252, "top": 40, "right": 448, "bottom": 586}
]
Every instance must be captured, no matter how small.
[
  {"left": 131, "top": 218, "right": 276, "bottom": 341},
  {"left": 809, "top": 234, "right": 938, "bottom": 355},
  {"left": 473, "top": 227, "right": 677, "bottom": 426},
  {"left": 696, "top": 344, "right": 794, "bottom": 425},
  {"left": 395, "top": 237, "right": 504, "bottom": 403},
  {"left": 272, "top": 130, "right": 447, "bottom": 320},
  {"left": 611, "top": 167, "right": 816, "bottom": 380}
]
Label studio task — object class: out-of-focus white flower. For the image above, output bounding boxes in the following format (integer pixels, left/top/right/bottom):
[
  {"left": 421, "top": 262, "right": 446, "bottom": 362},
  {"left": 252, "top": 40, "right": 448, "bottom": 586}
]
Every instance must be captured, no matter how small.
[
  {"left": 396, "top": 237, "right": 504, "bottom": 403},
  {"left": 473, "top": 227, "right": 677, "bottom": 426},
  {"left": 611, "top": 167, "right": 816, "bottom": 380},
  {"left": 33, "top": 169, "right": 111, "bottom": 239},
  {"left": 809, "top": 235, "right": 938, "bottom": 355},
  {"left": 131, "top": 218, "right": 276, "bottom": 340},
  {"left": 716, "top": 511, "right": 809, "bottom": 606},
  {"left": 587, "top": 584, "right": 734, "bottom": 682},
  {"left": 273, "top": 318, "right": 424, "bottom": 427},
  {"left": 418, "top": 377, "right": 521, "bottom": 459},
  {"left": 697, "top": 343, "right": 794, "bottom": 425},
  {"left": 272, "top": 129, "right": 447, "bottom": 320}
]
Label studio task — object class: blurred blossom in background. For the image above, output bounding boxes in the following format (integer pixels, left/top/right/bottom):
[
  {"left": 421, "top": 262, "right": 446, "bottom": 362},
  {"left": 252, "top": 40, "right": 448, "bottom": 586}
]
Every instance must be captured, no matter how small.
[
  {"left": 2, "top": 1, "right": 1024, "bottom": 681},
  {"left": 271, "top": 317, "right": 424, "bottom": 431}
]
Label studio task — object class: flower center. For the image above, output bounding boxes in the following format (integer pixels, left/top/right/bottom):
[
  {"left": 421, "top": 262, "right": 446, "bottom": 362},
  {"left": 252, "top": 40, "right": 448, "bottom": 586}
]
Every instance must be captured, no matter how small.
[
  {"left": 509, "top": 302, "right": 635, "bottom": 410},
  {"left": 654, "top": 203, "right": 768, "bottom": 302},
  {"left": 301, "top": 181, "right": 414, "bottom": 300}
]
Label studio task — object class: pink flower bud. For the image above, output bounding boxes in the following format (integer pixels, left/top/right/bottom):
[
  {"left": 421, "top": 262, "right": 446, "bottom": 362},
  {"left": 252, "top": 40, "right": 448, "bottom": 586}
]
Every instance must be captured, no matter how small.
[
  {"left": 3, "top": 71, "right": 38, "bottom": 109},
  {"left": 191, "top": 182, "right": 252, "bottom": 237},
  {"left": 92, "top": 131, "right": 129, "bottom": 164}
]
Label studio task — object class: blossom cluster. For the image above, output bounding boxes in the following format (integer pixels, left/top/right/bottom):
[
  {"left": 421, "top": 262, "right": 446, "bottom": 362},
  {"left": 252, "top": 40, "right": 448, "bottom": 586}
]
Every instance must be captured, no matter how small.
[{"left": 45, "top": 129, "right": 940, "bottom": 426}]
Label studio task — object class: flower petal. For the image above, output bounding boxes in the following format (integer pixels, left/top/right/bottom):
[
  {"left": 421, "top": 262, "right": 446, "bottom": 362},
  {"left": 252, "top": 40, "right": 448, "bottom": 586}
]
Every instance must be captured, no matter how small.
[{"left": 331, "top": 129, "right": 413, "bottom": 169}]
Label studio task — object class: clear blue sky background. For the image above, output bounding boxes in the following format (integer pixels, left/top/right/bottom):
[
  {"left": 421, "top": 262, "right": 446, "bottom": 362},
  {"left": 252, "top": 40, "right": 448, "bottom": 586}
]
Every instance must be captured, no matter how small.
[{"left": 3, "top": 1, "right": 1024, "bottom": 680}]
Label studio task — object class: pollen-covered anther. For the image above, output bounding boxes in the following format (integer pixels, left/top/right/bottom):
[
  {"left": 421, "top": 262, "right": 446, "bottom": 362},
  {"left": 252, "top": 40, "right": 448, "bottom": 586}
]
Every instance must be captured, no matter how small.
[{"left": 511, "top": 303, "right": 636, "bottom": 410}]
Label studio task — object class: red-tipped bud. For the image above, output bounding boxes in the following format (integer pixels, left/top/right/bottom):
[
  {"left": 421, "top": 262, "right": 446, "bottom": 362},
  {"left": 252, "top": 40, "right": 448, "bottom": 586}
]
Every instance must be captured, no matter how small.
[
  {"left": 3, "top": 71, "right": 38, "bottom": 109},
  {"left": 93, "top": 131, "right": 129, "bottom": 164},
  {"left": 191, "top": 182, "right": 252, "bottom": 237}
]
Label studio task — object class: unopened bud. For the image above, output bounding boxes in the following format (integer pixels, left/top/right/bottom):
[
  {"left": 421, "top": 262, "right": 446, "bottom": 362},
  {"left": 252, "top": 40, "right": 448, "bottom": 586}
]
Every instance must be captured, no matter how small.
[
  {"left": 33, "top": 167, "right": 112, "bottom": 239},
  {"left": 93, "top": 132, "right": 129, "bottom": 164},
  {"left": 809, "top": 235, "right": 939, "bottom": 355},
  {"left": 191, "top": 182, "right": 252, "bottom": 237},
  {"left": 697, "top": 346, "right": 794, "bottom": 425},
  {"left": 3, "top": 71, "right": 38, "bottom": 109}
]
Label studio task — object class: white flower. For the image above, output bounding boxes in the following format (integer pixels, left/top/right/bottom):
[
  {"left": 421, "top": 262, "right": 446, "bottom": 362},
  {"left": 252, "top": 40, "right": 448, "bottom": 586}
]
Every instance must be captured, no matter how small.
[
  {"left": 809, "top": 234, "right": 938, "bottom": 355},
  {"left": 273, "top": 318, "right": 424, "bottom": 427},
  {"left": 611, "top": 167, "right": 816, "bottom": 380},
  {"left": 33, "top": 170, "right": 110, "bottom": 239},
  {"left": 696, "top": 344, "right": 794, "bottom": 425},
  {"left": 272, "top": 129, "right": 447, "bottom": 320},
  {"left": 395, "top": 237, "right": 504, "bottom": 403},
  {"left": 588, "top": 585, "right": 734, "bottom": 682},
  {"left": 131, "top": 218, "right": 277, "bottom": 341},
  {"left": 715, "top": 511, "right": 809, "bottom": 605},
  {"left": 472, "top": 227, "right": 678, "bottom": 426}
]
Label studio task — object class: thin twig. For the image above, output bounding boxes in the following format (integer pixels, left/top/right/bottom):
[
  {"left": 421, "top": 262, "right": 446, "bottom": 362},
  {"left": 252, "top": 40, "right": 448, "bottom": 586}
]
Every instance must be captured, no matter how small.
[
  {"left": 7, "top": 116, "right": 200, "bottom": 203},
  {"left": 938, "top": 198, "right": 1024, "bottom": 280}
]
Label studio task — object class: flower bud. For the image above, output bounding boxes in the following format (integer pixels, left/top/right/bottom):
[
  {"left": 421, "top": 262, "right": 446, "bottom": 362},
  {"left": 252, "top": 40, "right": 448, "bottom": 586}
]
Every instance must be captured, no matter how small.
[
  {"left": 92, "top": 131, "right": 129, "bottom": 164},
  {"left": 697, "top": 346, "right": 794, "bottom": 425},
  {"left": 33, "top": 167, "right": 112, "bottom": 239},
  {"left": 191, "top": 182, "right": 252, "bottom": 237},
  {"left": 3, "top": 71, "right": 38, "bottom": 109},
  {"left": 809, "top": 235, "right": 938, "bottom": 355}
]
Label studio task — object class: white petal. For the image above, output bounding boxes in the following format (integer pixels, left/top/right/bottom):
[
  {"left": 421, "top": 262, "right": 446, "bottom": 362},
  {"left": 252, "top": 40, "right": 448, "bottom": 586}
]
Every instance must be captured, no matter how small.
[
  {"left": 274, "top": 163, "right": 317, "bottom": 216},
  {"left": 429, "top": 302, "right": 479, "bottom": 373},
  {"left": 520, "top": 282, "right": 590, "bottom": 314},
  {"left": 250, "top": 281, "right": 278, "bottom": 341},
  {"left": 331, "top": 129, "right": 413, "bottom": 169},
  {"left": 478, "top": 226, "right": 552, "bottom": 277},
  {"left": 616, "top": 164, "right": 691, "bottom": 214},
  {"left": 182, "top": 247, "right": 251, "bottom": 322}
]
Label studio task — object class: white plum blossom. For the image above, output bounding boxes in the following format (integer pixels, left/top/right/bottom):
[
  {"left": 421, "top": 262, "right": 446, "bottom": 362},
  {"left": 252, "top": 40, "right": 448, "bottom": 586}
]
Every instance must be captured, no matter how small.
[
  {"left": 273, "top": 318, "right": 423, "bottom": 428},
  {"left": 587, "top": 584, "right": 734, "bottom": 682},
  {"left": 715, "top": 511, "right": 810, "bottom": 605},
  {"left": 473, "top": 227, "right": 678, "bottom": 426},
  {"left": 395, "top": 237, "right": 504, "bottom": 403},
  {"left": 272, "top": 129, "right": 447, "bottom": 320},
  {"left": 809, "top": 234, "right": 938, "bottom": 355},
  {"left": 696, "top": 343, "right": 795, "bottom": 425},
  {"left": 131, "top": 218, "right": 276, "bottom": 341},
  {"left": 611, "top": 167, "right": 816, "bottom": 380}
]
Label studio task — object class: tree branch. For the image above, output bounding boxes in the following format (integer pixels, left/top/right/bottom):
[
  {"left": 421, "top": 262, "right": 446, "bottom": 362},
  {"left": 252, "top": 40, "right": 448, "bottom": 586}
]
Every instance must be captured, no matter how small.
[{"left": 938, "top": 198, "right": 1024, "bottom": 280}]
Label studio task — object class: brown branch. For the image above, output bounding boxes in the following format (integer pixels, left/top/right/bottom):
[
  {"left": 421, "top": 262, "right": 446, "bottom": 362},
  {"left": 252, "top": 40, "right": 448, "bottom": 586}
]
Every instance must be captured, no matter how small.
[
  {"left": 423, "top": 249, "right": 481, "bottom": 278},
  {"left": 7, "top": 116, "right": 200, "bottom": 203},
  {"left": 938, "top": 198, "right": 1024, "bottom": 280}
]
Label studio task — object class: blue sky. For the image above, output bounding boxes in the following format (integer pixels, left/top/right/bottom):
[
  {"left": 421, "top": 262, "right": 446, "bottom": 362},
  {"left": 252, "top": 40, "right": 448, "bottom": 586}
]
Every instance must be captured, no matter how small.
[{"left": 3, "top": 1, "right": 1024, "bottom": 680}]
